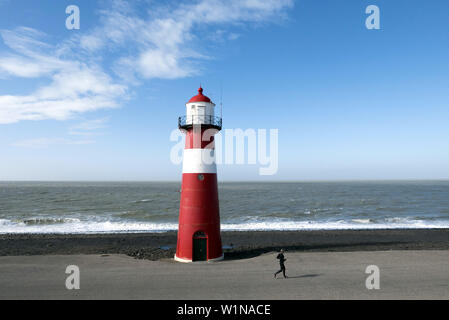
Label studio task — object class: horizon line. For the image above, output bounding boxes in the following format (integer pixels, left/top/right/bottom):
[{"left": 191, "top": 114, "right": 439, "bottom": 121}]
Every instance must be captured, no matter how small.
[{"left": 1, "top": 179, "right": 449, "bottom": 183}]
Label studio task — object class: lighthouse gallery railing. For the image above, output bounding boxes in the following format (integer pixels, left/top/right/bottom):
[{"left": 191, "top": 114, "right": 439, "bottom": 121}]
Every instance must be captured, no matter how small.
[{"left": 178, "top": 115, "right": 222, "bottom": 130}]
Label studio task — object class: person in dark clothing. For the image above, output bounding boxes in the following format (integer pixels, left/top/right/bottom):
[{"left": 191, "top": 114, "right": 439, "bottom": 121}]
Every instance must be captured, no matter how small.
[{"left": 274, "top": 249, "right": 288, "bottom": 279}]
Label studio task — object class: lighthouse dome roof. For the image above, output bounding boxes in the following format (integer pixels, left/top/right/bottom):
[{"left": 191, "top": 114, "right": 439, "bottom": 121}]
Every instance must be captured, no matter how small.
[{"left": 188, "top": 87, "right": 212, "bottom": 103}]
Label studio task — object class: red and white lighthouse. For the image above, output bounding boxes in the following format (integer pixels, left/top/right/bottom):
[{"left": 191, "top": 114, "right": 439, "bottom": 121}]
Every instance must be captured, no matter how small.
[{"left": 175, "top": 87, "right": 223, "bottom": 263}]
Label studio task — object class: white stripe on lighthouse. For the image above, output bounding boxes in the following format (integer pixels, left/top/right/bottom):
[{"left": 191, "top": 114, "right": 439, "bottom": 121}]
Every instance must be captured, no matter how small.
[{"left": 182, "top": 149, "right": 217, "bottom": 174}]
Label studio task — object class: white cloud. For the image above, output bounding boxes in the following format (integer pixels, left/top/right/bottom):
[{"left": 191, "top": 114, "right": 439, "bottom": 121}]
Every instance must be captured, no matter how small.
[
  {"left": 0, "top": 27, "right": 127, "bottom": 124},
  {"left": 138, "top": 50, "right": 190, "bottom": 79},
  {"left": 0, "top": 28, "right": 70, "bottom": 78},
  {"left": 0, "top": 0, "right": 293, "bottom": 124},
  {"left": 79, "top": 35, "right": 104, "bottom": 52},
  {"left": 69, "top": 118, "right": 109, "bottom": 136},
  {"left": 75, "top": 0, "right": 293, "bottom": 80}
]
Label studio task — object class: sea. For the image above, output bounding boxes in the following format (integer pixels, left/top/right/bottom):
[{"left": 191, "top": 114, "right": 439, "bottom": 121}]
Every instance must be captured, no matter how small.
[{"left": 0, "top": 181, "right": 448, "bottom": 234}]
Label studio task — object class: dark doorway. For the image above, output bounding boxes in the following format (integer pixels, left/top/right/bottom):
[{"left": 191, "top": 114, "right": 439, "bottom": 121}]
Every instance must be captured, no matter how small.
[{"left": 193, "top": 231, "right": 207, "bottom": 261}]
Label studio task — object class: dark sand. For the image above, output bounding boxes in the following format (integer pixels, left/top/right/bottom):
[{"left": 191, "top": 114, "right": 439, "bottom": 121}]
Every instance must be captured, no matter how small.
[
  {"left": 1, "top": 229, "right": 449, "bottom": 260},
  {"left": 1, "top": 230, "right": 449, "bottom": 299},
  {"left": 2, "top": 251, "right": 449, "bottom": 299}
]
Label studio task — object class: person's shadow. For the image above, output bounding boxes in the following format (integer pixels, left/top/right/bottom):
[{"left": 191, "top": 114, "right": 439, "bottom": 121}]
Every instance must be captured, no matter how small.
[{"left": 285, "top": 274, "right": 322, "bottom": 279}]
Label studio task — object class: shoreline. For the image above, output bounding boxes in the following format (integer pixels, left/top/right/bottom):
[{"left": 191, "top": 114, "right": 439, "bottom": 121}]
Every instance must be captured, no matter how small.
[{"left": 1, "top": 228, "right": 449, "bottom": 260}]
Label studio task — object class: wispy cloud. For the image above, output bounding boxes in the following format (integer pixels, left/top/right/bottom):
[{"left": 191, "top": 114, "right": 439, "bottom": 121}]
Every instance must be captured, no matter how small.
[
  {"left": 0, "top": 0, "right": 293, "bottom": 125},
  {"left": 69, "top": 118, "right": 109, "bottom": 136},
  {"left": 82, "top": 0, "right": 293, "bottom": 80},
  {"left": 0, "top": 27, "right": 127, "bottom": 124}
]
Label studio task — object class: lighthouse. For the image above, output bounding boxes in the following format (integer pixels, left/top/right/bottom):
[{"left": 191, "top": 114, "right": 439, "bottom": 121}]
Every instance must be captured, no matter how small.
[{"left": 175, "top": 87, "right": 223, "bottom": 263}]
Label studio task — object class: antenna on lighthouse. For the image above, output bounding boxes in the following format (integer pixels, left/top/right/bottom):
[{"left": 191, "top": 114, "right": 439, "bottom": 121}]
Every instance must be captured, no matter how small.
[{"left": 220, "top": 81, "right": 223, "bottom": 119}]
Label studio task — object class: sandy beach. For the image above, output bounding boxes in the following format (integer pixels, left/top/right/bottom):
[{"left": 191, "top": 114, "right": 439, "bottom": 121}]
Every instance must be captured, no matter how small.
[
  {"left": 1, "top": 250, "right": 449, "bottom": 300},
  {"left": 0, "top": 229, "right": 449, "bottom": 299}
]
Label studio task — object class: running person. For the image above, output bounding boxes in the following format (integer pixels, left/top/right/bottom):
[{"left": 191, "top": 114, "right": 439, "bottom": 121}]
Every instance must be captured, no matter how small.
[{"left": 274, "top": 249, "right": 288, "bottom": 278}]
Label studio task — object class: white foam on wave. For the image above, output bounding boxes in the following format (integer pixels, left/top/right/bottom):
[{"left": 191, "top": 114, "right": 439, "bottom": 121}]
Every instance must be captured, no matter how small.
[
  {"left": 351, "top": 219, "right": 373, "bottom": 224},
  {"left": 0, "top": 219, "right": 178, "bottom": 234},
  {"left": 222, "top": 219, "right": 449, "bottom": 231},
  {"left": 1, "top": 217, "right": 449, "bottom": 234}
]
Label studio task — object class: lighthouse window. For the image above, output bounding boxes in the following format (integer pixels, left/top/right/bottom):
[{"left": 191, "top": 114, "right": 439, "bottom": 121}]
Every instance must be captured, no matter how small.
[{"left": 197, "top": 174, "right": 204, "bottom": 181}]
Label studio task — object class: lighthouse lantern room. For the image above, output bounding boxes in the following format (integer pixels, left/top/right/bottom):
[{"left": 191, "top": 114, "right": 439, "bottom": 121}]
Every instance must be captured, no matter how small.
[{"left": 175, "top": 87, "right": 223, "bottom": 263}]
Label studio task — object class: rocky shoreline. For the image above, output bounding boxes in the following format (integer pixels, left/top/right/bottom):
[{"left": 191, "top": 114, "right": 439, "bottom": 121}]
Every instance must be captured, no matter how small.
[{"left": 1, "top": 229, "right": 449, "bottom": 261}]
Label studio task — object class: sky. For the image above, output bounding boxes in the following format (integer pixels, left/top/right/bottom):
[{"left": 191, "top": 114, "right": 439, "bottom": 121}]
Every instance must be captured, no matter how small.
[{"left": 0, "top": 0, "right": 448, "bottom": 181}]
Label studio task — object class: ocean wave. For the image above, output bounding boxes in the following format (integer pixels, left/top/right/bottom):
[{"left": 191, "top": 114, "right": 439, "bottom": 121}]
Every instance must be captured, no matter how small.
[
  {"left": 1, "top": 217, "right": 449, "bottom": 234},
  {"left": 221, "top": 219, "right": 449, "bottom": 231},
  {"left": 0, "top": 219, "right": 178, "bottom": 234},
  {"left": 351, "top": 219, "right": 374, "bottom": 224},
  {"left": 133, "top": 199, "right": 154, "bottom": 203},
  {"left": 21, "top": 218, "right": 81, "bottom": 225}
]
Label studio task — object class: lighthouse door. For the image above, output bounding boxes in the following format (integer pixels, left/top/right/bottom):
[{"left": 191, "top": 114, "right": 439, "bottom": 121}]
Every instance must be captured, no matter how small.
[{"left": 193, "top": 231, "right": 207, "bottom": 261}]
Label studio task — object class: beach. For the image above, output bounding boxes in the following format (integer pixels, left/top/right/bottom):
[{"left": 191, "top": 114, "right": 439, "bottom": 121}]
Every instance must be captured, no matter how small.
[
  {"left": 1, "top": 229, "right": 449, "bottom": 299},
  {"left": 1, "top": 250, "right": 449, "bottom": 300}
]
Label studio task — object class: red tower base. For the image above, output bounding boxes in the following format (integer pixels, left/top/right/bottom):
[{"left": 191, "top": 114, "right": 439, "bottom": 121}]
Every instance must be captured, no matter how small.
[{"left": 175, "top": 173, "right": 223, "bottom": 262}]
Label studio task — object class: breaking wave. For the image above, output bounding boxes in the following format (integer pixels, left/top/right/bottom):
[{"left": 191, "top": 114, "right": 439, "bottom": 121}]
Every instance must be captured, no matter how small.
[{"left": 1, "top": 217, "right": 449, "bottom": 234}]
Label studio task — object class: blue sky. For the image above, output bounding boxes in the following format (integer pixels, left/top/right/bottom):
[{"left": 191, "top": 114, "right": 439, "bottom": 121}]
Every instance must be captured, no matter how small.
[{"left": 0, "top": 0, "right": 448, "bottom": 181}]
